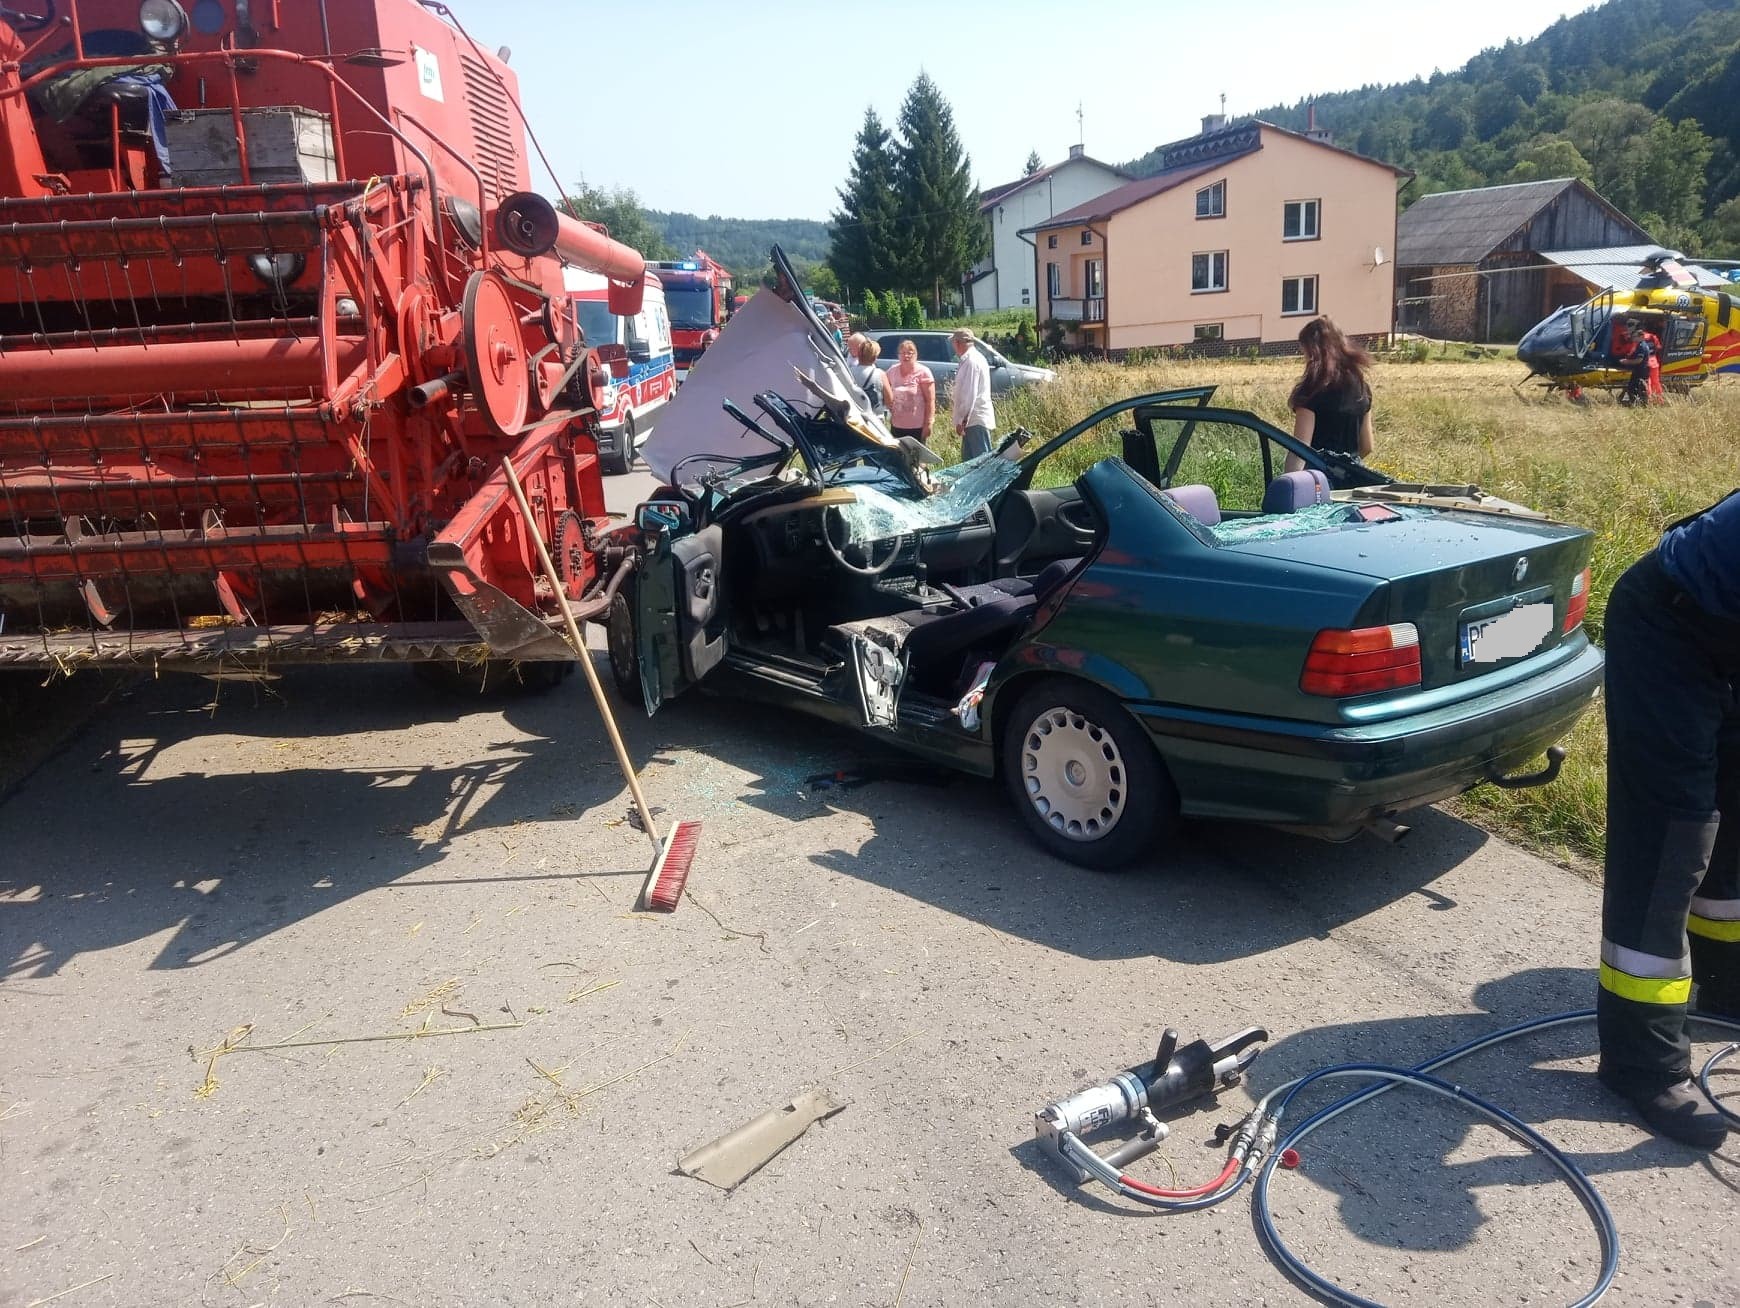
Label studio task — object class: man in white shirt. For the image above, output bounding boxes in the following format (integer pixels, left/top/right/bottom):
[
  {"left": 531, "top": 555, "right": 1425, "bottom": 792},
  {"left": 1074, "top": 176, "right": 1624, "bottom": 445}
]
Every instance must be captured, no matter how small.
[{"left": 950, "top": 328, "right": 995, "bottom": 459}]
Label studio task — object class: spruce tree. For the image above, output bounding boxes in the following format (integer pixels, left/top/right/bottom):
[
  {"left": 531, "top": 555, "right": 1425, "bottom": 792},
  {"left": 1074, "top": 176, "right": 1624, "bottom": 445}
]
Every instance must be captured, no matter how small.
[
  {"left": 892, "top": 73, "right": 989, "bottom": 313},
  {"left": 1023, "top": 150, "right": 1044, "bottom": 176},
  {"left": 828, "top": 109, "right": 901, "bottom": 301}
]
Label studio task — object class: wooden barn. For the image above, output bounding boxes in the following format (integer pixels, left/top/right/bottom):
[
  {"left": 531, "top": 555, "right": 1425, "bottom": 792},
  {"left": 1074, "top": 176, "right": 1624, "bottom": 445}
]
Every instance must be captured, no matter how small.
[{"left": 1395, "top": 178, "right": 1653, "bottom": 342}]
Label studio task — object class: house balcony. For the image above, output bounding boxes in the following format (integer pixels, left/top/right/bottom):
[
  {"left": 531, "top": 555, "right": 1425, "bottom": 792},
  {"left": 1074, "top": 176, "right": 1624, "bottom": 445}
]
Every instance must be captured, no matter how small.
[{"left": 1049, "top": 296, "right": 1105, "bottom": 323}]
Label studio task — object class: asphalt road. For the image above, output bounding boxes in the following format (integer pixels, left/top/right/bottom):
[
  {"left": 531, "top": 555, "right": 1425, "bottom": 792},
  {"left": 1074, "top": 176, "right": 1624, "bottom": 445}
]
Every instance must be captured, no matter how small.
[{"left": 2, "top": 466, "right": 1738, "bottom": 1307}]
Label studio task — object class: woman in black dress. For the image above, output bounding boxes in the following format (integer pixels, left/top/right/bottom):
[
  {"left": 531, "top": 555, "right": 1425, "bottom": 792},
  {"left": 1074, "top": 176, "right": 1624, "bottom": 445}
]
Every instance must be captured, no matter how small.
[{"left": 1284, "top": 316, "right": 1374, "bottom": 473}]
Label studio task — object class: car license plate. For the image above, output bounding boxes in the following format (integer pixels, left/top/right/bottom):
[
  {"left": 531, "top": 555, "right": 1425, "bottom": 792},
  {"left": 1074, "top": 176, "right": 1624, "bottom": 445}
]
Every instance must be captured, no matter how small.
[{"left": 1460, "top": 601, "right": 1553, "bottom": 665}]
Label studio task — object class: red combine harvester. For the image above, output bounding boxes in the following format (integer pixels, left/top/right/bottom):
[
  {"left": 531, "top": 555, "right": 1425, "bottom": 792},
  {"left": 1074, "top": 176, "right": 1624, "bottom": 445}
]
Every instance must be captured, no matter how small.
[
  {"left": 648, "top": 250, "right": 731, "bottom": 383},
  {"left": 0, "top": 0, "right": 644, "bottom": 678}
]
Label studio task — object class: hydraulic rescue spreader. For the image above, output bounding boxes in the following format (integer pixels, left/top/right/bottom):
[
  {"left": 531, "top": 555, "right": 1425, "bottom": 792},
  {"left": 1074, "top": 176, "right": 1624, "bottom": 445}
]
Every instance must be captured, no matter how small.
[{"left": 1036, "top": 1026, "right": 1268, "bottom": 1190}]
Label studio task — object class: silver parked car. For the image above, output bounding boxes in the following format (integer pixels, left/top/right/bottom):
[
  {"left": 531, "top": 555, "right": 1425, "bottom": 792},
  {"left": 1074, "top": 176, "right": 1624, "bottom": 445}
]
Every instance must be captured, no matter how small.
[{"left": 864, "top": 330, "right": 1054, "bottom": 399}]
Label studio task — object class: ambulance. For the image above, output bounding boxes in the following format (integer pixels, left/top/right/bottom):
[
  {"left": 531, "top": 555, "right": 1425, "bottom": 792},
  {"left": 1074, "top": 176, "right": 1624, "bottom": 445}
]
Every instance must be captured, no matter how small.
[{"left": 566, "top": 269, "right": 676, "bottom": 475}]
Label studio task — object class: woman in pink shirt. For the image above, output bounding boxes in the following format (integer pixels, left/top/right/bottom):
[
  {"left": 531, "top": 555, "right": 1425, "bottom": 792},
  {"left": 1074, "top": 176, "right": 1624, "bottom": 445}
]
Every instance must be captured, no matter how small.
[{"left": 884, "top": 339, "right": 936, "bottom": 440}]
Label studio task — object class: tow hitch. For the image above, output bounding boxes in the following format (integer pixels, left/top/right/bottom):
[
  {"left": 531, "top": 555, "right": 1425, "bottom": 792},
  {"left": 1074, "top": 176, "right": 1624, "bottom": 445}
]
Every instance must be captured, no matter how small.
[
  {"left": 1036, "top": 1026, "right": 1267, "bottom": 1186},
  {"left": 1486, "top": 744, "right": 1567, "bottom": 790}
]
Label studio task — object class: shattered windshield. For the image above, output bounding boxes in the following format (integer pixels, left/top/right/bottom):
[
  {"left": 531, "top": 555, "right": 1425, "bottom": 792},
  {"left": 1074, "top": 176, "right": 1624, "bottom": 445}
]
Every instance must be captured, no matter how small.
[
  {"left": 1207, "top": 501, "right": 1432, "bottom": 543},
  {"left": 833, "top": 453, "right": 1023, "bottom": 542}
]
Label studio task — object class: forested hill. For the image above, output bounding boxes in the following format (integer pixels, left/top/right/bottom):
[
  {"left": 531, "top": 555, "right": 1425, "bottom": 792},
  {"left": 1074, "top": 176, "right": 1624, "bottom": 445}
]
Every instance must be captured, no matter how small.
[
  {"left": 644, "top": 212, "right": 829, "bottom": 278},
  {"left": 1121, "top": 0, "right": 1740, "bottom": 252}
]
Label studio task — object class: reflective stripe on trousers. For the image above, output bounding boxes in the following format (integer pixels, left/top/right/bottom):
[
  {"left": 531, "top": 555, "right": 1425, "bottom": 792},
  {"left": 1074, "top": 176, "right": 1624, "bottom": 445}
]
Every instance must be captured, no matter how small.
[{"left": 1690, "top": 895, "right": 1740, "bottom": 943}]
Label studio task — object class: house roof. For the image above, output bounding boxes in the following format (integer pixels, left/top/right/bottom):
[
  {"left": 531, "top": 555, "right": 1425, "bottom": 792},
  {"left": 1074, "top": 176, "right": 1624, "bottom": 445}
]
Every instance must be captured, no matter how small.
[
  {"left": 1023, "top": 159, "right": 1229, "bottom": 232},
  {"left": 1021, "top": 120, "right": 1407, "bottom": 233},
  {"left": 1394, "top": 178, "right": 1594, "bottom": 266},
  {"left": 1538, "top": 245, "right": 1728, "bottom": 291},
  {"left": 978, "top": 154, "right": 1131, "bottom": 213}
]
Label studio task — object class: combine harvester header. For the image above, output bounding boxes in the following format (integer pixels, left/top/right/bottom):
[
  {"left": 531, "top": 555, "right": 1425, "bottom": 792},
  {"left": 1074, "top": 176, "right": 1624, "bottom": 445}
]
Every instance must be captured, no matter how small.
[{"left": 0, "top": 0, "right": 644, "bottom": 676}]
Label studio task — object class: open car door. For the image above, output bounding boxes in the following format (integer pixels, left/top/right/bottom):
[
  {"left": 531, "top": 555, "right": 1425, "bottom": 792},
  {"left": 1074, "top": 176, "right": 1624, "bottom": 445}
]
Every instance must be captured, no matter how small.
[
  {"left": 630, "top": 503, "right": 730, "bottom": 715},
  {"left": 993, "top": 388, "right": 1217, "bottom": 573}
]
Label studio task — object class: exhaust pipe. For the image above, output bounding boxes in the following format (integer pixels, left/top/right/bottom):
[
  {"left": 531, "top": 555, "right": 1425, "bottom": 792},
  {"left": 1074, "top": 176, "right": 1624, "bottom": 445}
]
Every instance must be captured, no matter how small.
[{"left": 1365, "top": 815, "right": 1412, "bottom": 845}]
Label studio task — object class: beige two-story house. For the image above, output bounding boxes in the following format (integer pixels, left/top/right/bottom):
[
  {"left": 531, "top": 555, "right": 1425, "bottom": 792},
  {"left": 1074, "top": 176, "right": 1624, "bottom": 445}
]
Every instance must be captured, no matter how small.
[{"left": 1025, "top": 118, "right": 1408, "bottom": 352}]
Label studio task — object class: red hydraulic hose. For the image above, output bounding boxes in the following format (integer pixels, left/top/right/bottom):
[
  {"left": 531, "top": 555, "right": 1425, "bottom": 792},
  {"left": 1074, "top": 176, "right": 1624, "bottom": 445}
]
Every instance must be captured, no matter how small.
[{"left": 1119, "top": 1157, "right": 1241, "bottom": 1200}]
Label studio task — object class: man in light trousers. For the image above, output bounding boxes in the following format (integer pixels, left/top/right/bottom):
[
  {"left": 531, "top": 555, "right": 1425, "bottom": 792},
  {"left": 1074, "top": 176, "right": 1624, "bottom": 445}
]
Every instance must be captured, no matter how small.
[{"left": 950, "top": 328, "right": 995, "bottom": 459}]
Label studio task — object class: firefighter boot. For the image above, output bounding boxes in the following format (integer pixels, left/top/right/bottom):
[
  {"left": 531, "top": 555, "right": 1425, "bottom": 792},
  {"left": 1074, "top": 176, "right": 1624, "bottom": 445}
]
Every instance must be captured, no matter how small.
[{"left": 1598, "top": 1072, "right": 1728, "bottom": 1149}]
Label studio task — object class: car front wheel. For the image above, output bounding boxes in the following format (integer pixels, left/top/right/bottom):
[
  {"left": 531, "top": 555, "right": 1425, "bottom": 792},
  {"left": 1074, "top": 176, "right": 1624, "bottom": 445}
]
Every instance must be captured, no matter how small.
[
  {"left": 606, "top": 585, "right": 642, "bottom": 705},
  {"left": 1001, "top": 679, "right": 1176, "bottom": 870}
]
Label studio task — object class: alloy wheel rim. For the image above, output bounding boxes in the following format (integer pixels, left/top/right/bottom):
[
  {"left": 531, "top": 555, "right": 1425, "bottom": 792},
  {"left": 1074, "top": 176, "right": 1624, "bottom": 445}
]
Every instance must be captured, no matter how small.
[{"left": 1019, "top": 705, "right": 1126, "bottom": 842}]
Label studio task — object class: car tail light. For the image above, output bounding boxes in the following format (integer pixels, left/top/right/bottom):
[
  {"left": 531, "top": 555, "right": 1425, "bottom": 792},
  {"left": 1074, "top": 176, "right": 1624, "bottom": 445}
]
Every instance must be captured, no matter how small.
[
  {"left": 1301, "top": 624, "right": 1421, "bottom": 697},
  {"left": 1564, "top": 567, "right": 1591, "bottom": 633}
]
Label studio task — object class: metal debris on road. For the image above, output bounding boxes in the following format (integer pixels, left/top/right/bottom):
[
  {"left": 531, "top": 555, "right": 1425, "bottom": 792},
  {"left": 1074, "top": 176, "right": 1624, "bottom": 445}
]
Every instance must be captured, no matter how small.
[{"left": 677, "top": 1088, "right": 847, "bottom": 1191}]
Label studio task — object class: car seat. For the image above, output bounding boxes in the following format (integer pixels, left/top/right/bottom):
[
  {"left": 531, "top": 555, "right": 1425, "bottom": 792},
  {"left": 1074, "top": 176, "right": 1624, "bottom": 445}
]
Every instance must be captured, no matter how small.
[
  {"left": 899, "top": 557, "right": 1087, "bottom": 684},
  {"left": 1163, "top": 483, "right": 1221, "bottom": 526},
  {"left": 1260, "top": 469, "right": 1332, "bottom": 515}
]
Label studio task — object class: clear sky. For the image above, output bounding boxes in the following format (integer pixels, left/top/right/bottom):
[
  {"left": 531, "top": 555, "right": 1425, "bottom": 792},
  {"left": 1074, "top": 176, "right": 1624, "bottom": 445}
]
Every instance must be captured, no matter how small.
[{"left": 482, "top": 0, "right": 1593, "bottom": 220}]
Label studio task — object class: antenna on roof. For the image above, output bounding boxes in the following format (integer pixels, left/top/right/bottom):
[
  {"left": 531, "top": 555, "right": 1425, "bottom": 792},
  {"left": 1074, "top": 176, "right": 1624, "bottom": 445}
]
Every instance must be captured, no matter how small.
[
  {"left": 1076, "top": 101, "right": 1084, "bottom": 147},
  {"left": 1220, "top": 92, "right": 1226, "bottom": 116}
]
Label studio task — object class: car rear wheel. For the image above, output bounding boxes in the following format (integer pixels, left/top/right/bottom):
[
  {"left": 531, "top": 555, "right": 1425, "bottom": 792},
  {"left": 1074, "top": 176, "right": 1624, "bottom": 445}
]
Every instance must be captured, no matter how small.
[{"left": 1001, "top": 679, "right": 1175, "bottom": 870}]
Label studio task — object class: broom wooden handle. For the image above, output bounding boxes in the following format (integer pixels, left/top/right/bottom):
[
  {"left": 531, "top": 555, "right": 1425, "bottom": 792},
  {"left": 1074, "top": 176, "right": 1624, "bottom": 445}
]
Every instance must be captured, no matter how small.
[{"left": 500, "top": 458, "right": 663, "bottom": 851}]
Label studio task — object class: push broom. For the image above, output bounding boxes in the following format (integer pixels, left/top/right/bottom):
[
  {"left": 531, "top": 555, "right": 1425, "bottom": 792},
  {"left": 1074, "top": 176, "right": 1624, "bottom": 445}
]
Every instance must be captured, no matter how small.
[{"left": 501, "top": 458, "right": 699, "bottom": 911}]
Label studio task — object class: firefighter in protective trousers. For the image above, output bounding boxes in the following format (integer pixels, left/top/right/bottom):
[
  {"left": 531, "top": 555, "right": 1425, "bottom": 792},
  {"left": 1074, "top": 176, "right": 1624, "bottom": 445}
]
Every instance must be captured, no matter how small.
[{"left": 1597, "top": 491, "right": 1740, "bottom": 1147}]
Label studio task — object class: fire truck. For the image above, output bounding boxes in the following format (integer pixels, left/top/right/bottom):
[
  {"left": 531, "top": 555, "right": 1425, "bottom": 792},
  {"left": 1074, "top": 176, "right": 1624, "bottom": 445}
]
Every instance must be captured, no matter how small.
[
  {"left": 0, "top": 0, "right": 645, "bottom": 681},
  {"left": 648, "top": 250, "right": 732, "bottom": 382}
]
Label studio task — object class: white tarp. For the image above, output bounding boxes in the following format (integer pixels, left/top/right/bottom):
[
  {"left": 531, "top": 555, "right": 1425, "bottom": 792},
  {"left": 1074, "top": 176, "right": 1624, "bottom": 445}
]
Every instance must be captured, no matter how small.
[{"left": 639, "top": 289, "right": 890, "bottom": 485}]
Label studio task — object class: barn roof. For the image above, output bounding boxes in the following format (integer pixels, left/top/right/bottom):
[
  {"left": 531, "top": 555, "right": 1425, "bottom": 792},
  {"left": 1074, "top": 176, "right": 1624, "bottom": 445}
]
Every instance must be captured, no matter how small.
[{"left": 1396, "top": 178, "right": 1581, "bottom": 267}]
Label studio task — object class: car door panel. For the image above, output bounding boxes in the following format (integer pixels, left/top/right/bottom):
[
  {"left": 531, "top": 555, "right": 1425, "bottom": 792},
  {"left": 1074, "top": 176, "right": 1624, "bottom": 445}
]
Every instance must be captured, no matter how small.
[
  {"left": 997, "top": 487, "right": 1096, "bottom": 570},
  {"left": 635, "top": 522, "right": 730, "bottom": 713},
  {"left": 673, "top": 526, "right": 730, "bottom": 682}
]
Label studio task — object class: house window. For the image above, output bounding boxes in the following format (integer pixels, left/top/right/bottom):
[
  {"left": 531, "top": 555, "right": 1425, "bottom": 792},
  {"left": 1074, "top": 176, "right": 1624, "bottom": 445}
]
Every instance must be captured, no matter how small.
[
  {"left": 1194, "top": 323, "right": 1223, "bottom": 341},
  {"left": 1080, "top": 230, "right": 1093, "bottom": 246},
  {"left": 1283, "top": 199, "right": 1320, "bottom": 241},
  {"left": 1046, "top": 262, "right": 1061, "bottom": 297},
  {"left": 1281, "top": 275, "right": 1318, "bottom": 316},
  {"left": 1195, "top": 180, "right": 1225, "bottom": 219},
  {"left": 1047, "top": 234, "right": 1058, "bottom": 249},
  {"left": 1191, "top": 251, "right": 1228, "bottom": 293},
  {"left": 1084, "top": 258, "right": 1104, "bottom": 298}
]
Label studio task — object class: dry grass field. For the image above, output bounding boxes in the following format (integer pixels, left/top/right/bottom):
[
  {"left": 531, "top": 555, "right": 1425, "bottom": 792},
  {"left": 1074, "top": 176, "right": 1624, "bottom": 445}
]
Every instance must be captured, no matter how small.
[{"left": 934, "top": 354, "right": 1740, "bottom": 870}]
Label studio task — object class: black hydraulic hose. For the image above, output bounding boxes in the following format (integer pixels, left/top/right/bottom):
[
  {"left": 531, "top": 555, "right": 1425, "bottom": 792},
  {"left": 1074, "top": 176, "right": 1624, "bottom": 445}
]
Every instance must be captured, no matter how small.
[
  {"left": 1698, "top": 1040, "right": 1740, "bottom": 1127},
  {"left": 1246, "top": 1010, "right": 1740, "bottom": 1308}
]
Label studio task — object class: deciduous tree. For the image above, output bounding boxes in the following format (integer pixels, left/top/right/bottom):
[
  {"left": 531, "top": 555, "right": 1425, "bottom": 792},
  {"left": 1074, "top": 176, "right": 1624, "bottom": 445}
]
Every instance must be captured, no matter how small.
[
  {"left": 1504, "top": 134, "right": 1593, "bottom": 184},
  {"left": 563, "top": 183, "right": 673, "bottom": 262}
]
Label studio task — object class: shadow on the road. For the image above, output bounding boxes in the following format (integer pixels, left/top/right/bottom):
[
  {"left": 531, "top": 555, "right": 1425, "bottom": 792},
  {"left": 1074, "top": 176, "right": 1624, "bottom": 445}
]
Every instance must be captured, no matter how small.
[
  {"left": 5, "top": 660, "right": 1496, "bottom": 978},
  {"left": 1010, "top": 969, "right": 1724, "bottom": 1256},
  {"left": 0, "top": 664, "right": 639, "bottom": 978}
]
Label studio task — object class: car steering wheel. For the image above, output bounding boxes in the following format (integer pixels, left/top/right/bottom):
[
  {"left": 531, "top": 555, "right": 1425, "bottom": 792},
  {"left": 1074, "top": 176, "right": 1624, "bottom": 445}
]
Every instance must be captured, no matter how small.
[
  {"left": 821, "top": 505, "right": 905, "bottom": 578},
  {"left": 2, "top": 0, "right": 57, "bottom": 33}
]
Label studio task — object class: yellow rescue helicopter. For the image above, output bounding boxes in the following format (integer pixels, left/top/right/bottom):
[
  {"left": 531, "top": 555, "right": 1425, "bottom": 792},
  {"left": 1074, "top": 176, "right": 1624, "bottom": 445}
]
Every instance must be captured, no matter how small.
[{"left": 1516, "top": 252, "right": 1740, "bottom": 399}]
